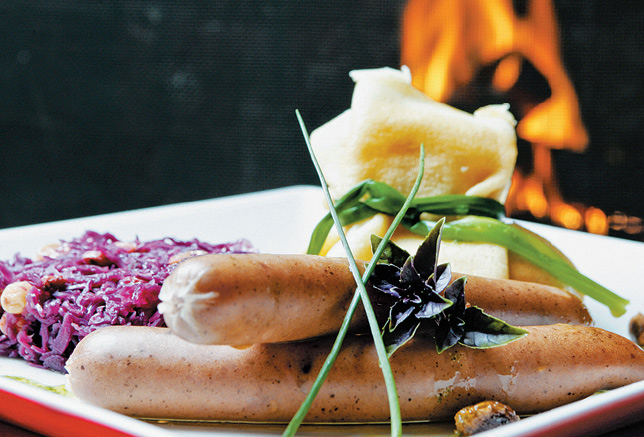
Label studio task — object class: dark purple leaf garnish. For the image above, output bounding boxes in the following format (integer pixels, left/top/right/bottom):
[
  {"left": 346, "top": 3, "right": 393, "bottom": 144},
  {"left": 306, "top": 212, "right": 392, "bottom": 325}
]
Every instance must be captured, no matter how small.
[
  {"left": 369, "top": 219, "right": 528, "bottom": 357},
  {"left": 434, "top": 277, "right": 468, "bottom": 353},
  {"left": 434, "top": 314, "right": 465, "bottom": 353},
  {"left": 382, "top": 315, "right": 422, "bottom": 357},
  {"left": 433, "top": 263, "right": 452, "bottom": 292},
  {"left": 370, "top": 264, "right": 403, "bottom": 298},
  {"left": 416, "top": 294, "right": 453, "bottom": 319},
  {"left": 389, "top": 301, "right": 417, "bottom": 330},
  {"left": 413, "top": 217, "right": 442, "bottom": 279}
]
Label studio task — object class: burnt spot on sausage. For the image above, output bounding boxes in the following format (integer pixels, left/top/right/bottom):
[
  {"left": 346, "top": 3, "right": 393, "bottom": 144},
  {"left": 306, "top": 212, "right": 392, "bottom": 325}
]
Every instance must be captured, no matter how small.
[{"left": 300, "top": 361, "right": 312, "bottom": 375}]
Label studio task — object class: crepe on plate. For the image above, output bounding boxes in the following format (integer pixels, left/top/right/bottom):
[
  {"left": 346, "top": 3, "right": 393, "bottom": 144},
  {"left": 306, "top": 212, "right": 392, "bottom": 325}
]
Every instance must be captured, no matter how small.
[{"left": 310, "top": 66, "right": 568, "bottom": 288}]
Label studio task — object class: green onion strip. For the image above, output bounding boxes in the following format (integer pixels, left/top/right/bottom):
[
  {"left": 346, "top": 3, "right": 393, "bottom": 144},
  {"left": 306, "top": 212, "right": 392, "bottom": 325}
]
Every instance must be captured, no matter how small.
[
  {"left": 306, "top": 180, "right": 629, "bottom": 317},
  {"left": 407, "top": 217, "right": 629, "bottom": 316},
  {"left": 283, "top": 110, "right": 425, "bottom": 437}
]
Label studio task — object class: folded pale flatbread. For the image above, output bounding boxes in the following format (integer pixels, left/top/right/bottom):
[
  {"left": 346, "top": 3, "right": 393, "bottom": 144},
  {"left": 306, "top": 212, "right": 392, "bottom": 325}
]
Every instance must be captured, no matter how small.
[
  {"left": 310, "top": 66, "right": 517, "bottom": 203},
  {"left": 312, "top": 67, "right": 566, "bottom": 288}
]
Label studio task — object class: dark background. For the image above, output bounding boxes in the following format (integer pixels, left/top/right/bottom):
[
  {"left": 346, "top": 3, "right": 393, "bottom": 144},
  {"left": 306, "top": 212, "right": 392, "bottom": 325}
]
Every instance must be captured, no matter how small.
[{"left": 1, "top": 1, "right": 643, "bottom": 239}]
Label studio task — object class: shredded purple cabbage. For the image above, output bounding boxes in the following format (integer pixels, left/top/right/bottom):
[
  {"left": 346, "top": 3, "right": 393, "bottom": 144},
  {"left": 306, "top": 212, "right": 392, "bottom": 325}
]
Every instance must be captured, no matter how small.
[{"left": 0, "top": 231, "right": 255, "bottom": 372}]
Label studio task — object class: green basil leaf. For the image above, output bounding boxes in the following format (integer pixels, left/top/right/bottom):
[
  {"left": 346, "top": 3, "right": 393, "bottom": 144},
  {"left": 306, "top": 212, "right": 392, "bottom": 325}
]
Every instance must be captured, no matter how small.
[
  {"left": 459, "top": 306, "right": 528, "bottom": 348},
  {"left": 370, "top": 235, "right": 411, "bottom": 267}
]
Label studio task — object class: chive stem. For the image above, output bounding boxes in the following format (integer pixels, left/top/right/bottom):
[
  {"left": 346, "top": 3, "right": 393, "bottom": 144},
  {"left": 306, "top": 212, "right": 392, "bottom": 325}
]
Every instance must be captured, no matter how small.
[{"left": 284, "top": 110, "right": 424, "bottom": 436}]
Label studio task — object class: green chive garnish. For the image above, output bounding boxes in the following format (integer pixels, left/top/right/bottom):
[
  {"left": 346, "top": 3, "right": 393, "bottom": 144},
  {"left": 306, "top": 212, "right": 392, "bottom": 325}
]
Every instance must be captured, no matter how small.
[{"left": 283, "top": 110, "right": 424, "bottom": 437}]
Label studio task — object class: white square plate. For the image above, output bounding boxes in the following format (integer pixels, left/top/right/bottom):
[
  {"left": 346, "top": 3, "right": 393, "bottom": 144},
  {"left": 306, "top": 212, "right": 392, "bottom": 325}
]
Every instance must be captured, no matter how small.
[{"left": 0, "top": 186, "right": 642, "bottom": 437}]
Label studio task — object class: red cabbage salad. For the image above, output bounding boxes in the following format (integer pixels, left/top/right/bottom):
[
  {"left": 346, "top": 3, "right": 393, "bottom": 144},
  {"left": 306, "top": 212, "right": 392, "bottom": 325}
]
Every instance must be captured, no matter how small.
[{"left": 0, "top": 231, "right": 255, "bottom": 372}]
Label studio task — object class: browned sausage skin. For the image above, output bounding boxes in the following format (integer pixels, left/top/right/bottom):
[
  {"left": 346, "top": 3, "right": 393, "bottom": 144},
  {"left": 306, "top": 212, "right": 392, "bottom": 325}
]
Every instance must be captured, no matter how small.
[
  {"left": 450, "top": 273, "right": 591, "bottom": 327},
  {"left": 158, "top": 253, "right": 591, "bottom": 345},
  {"left": 65, "top": 324, "right": 643, "bottom": 423},
  {"left": 158, "top": 254, "right": 362, "bottom": 345}
]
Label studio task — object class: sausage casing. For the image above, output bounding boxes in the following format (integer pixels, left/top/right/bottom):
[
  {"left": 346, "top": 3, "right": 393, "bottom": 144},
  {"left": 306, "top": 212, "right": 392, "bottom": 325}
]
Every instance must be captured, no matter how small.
[
  {"left": 158, "top": 253, "right": 590, "bottom": 345},
  {"left": 65, "top": 324, "right": 643, "bottom": 422}
]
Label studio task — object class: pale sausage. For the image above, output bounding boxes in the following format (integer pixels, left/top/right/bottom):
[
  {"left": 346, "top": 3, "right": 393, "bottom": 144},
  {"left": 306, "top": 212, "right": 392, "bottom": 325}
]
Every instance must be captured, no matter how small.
[
  {"left": 158, "top": 253, "right": 591, "bottom": 345},
  {"left": 65, "top": 324, "right": 642, "bottom": 422}
]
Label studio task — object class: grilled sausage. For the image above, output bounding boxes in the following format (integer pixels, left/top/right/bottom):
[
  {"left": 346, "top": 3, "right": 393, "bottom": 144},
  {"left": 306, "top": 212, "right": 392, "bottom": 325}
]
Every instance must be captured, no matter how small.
[
  {"left": 64, "top": 324, "right": 643, "bottom": 422},
  {"left": 157, "top": 253, "right": 590, "bottom": 345}
]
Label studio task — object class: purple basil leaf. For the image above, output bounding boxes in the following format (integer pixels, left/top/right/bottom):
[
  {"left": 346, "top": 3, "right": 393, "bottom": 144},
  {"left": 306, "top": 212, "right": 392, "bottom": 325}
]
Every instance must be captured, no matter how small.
[
  {"left": 389, "top": 300, "right": 416, "bottom": 330},
  {"left": 412, "top": 217, "right": 445, "bottom": 279},
  {"left": 416, "top": 293, "right": 453, "bottom": 318},
  {"left": 407, "top": 293, "right": 423, "bottom": 304},
  {"left": 383, "top": 317, "right": 421, "bottom": 357},
  {"left": 444, "top": 276, "right": 467, "bottom": 310},
  {"left": 385, "top": 286, "right": 404, "bottom": 299},
  {"left": 400, "top": 257, "right": 424, "bottom": 288},
  {"left": 434, "top": 315, "right": 465, "bottom": 354},
  {"left": 369, "top": 217, "right": 526, "bottom": 357},
  {"left": 433, "top": 263, "right": 452, "bottom": 293},
  {"left": 370, "top": 264, "right": 403, "bottom": 297}
]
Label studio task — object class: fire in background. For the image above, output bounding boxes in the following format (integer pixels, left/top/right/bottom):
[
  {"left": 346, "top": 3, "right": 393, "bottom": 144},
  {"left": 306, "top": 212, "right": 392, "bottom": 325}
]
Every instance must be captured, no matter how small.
[{"left": 401, "top": 0, "right": 644, "bottom": 239}]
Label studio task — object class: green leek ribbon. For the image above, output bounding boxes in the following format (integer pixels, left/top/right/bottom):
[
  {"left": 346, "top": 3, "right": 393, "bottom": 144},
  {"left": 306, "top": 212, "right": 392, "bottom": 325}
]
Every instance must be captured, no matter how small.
[{"left": 307, "top": 180, "right": 629, "bottom": 317}]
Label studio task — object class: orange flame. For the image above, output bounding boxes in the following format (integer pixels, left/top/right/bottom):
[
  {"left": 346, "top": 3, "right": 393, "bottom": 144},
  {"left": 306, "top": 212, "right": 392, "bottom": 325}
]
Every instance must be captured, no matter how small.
[
  {"left": 401, "top": 0, "right": 589, "bottom": 151},
  {"left": 401, "top": 0, "right": 612, "bottom": 234}
]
